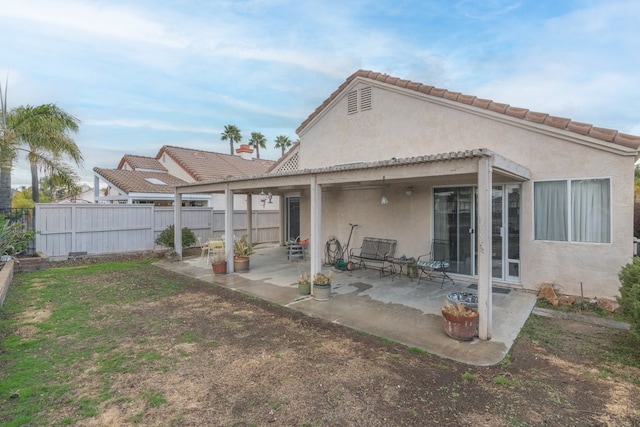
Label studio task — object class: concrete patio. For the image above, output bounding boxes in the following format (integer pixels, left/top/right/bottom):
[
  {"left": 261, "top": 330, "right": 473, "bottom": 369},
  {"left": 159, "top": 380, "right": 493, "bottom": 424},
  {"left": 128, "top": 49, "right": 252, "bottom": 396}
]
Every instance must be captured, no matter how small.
[{"left": 157, "top": 244, "right": 537, "bottom": 366}]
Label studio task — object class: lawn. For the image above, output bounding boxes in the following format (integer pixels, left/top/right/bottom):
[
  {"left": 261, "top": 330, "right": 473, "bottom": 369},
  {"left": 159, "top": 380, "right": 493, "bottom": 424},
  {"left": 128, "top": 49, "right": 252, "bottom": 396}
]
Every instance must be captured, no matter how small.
[{"left": 1, "top": 258, "right": 639, "bottom": 426}]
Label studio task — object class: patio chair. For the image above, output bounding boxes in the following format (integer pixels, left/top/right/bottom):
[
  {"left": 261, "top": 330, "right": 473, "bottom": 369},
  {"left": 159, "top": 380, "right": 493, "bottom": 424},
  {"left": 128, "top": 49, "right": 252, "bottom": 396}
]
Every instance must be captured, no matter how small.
[
  {"left": 416, "top": 239, "right": 454, "bottom": 288},
  {"left": 286, "top": 236, "right": 307, "bottom": 261}
]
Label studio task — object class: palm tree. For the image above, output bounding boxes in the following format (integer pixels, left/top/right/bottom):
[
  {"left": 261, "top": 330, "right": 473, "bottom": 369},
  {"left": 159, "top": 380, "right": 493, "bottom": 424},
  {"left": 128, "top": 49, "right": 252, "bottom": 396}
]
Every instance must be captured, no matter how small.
[
  {"left": 274, "top": 135, "right": 293, "bottom": 157},
  {"left": 5, "top": 104, "right": 82, "bottom": 203},
  {"left": 220, "top": 124, "right": 242, "bottom": 155},
  {"left": 248, "top": 132, "right": 267, "bottom": 159},
  {"left": 0, "top": 78, "right": 11, "bottom": 211}
]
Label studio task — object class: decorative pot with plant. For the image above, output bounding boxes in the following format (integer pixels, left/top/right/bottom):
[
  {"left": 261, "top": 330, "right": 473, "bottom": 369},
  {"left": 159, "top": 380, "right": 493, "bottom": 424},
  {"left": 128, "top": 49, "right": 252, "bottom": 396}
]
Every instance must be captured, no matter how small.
[
  {"left": 211, "top": 253, "right": 227, "bottom": 275},
  {"left": 312, "top": 271, "right": 333, "bottom": 301},
  {"left": 233, "top": 235, "right": 253, "bottom": 273},
  {"left": 297, "top": 272, "right": 311, "bottom": 295},
  {"left": 441, "top": 300, "right": 479, "bottom": 341}
]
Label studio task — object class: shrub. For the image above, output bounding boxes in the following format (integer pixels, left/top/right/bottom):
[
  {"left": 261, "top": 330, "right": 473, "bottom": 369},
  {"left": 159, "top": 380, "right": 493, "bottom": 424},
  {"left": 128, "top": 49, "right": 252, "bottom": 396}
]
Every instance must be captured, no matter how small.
[
  {"left": 0, "top": 216, "right": 34, "bottom": 256},
  {"left": 618, "top": 258, "right": 640, "bottom": 341},
  {"left": 155, "top": 225, "right": 197, "bottom": 249}
]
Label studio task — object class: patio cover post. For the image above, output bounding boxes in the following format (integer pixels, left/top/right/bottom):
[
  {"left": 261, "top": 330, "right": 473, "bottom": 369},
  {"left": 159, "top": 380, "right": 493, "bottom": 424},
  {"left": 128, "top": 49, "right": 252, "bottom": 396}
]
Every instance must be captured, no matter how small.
[
  {"left": 225, "top": 185, "right": 234, "bottom": 272},
  {"left": 477, "top": 156, "right": 493, "bottom": 340},
  {"left": 246, "top": 194, "right": 253, "bottom": 246},
  {"left": 174, "top": 191, "right": 183, "bottom": 260},
  {"left": 310, "top": 175, "right": 322, "bottom": 291}
]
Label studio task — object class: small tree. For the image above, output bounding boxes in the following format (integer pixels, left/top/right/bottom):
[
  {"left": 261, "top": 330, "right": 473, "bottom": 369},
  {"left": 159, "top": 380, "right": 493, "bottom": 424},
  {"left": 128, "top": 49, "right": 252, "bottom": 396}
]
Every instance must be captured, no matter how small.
[
  {"left": 155, "top": 225, "right": 197, "bottom": 249},
  {"left": 618, "top": 258, "right": 640, "bottom": 341}
]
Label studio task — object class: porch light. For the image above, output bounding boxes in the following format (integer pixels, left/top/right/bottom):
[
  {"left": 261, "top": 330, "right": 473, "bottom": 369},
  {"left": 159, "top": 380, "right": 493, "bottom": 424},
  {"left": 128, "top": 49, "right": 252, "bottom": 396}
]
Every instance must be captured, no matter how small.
[
  {"left": 405, "top": 187, "right": 414, "bottom": 196},
  {"left": 380, "top": 176, "right": 388, "bottom": 205},
  {"left": 267, "top": 192, "right": 273, "bottom": 204}
]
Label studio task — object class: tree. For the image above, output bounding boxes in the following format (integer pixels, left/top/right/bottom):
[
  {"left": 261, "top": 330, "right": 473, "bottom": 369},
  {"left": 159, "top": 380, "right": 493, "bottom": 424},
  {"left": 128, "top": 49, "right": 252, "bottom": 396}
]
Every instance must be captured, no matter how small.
[
  {"left": 274, "top": 135, "right": 293, "bottom": 157},
  {"left": 248, "top": 131, "right": 267, "bottom": 159},
  {"left": 0, "top": 80, "right": 83, "bottom": 208},
  {"left": 220, "top": 124, "right": 242, "bottom": 155}
]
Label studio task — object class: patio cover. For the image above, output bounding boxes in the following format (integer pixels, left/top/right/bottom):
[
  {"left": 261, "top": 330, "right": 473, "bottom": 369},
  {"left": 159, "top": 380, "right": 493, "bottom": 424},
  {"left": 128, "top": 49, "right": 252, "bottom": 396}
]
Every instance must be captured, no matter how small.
[{"left": 172, "top": 148, "right": 531, "bottom": 340}]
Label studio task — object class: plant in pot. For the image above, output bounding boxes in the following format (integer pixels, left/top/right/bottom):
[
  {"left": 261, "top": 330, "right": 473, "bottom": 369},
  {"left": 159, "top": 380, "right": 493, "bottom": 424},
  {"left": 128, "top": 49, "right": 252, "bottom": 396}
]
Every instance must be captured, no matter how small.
[
  {"left": 441, "top": 300, "right": 479, "bottom": 341},
  {"left": 297, "top": 272, "right": 311, "bottom": 295},
  {"left": 312, "top": 271, "right": 332, "bottom": 301},
  {"left": 233, "top": 235, "right": 253, "bottom": 273},
  {"left": 211, "top": 252, "right": 227, "bottom": 275}
]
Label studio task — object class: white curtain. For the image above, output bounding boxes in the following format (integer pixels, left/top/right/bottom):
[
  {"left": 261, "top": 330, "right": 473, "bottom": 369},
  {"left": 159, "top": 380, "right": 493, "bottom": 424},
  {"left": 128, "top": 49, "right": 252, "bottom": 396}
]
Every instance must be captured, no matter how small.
[
  {"left": 534, "top": 181, "right": 567, "bottom": 241},
  {"left": 572, "top": 179, "right": 610, "bottom": 243}
]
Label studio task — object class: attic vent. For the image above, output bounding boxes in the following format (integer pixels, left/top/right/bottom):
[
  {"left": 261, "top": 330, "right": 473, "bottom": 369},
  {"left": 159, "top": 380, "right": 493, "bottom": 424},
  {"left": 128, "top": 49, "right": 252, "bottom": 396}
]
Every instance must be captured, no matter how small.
[
  {"left": 347, "top": 90, "right": 358, "bottom": 114},
  {"left": 145, "top": 178, "right": 166, "bottom": 185},
  {"left": 360, "top": 86, "right": 372, "bottom": 110},
  {"left": 194, "top": 152, "right": 206, "bottom": 159},
  {"left": 347, "top": 87, "right": 372, "bottom": 115},
  {"left": 275, "top": 152, "right": 299, "bottom": 173}
]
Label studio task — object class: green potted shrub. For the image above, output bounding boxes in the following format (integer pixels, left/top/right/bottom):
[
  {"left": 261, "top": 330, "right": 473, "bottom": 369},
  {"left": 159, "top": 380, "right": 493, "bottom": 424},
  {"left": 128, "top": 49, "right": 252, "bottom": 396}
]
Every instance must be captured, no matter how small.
[
  {"left": 313, "top": 271, "right": 332, "bottom": 301},
  {"left": 233, "top": 235, "right": 253, "bottom": 272},
  {"left": 297, "top": 272, "right": 311, "bottom": 295}
]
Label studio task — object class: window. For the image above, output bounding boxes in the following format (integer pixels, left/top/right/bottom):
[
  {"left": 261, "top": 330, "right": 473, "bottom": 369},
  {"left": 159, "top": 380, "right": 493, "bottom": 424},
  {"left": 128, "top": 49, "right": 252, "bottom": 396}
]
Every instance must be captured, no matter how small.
[{"left": 534, "top": 178, "right": 610, "bottom": 243}]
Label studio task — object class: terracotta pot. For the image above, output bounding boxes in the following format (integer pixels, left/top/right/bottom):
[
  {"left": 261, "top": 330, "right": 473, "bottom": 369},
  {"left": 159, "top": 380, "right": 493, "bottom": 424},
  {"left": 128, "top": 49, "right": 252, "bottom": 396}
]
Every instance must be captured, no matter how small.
[
  {"left": 234, "top": 257, "right": 250, "bottom": 273},
  {"left": 313, "top": 283, "right": 331, "bottom": 301},
  {"left": 212, "top": 261, "right": 227, "bottom": 275},
  {"left": 441, "top": 307, "right": 479, "bottom": 341}
]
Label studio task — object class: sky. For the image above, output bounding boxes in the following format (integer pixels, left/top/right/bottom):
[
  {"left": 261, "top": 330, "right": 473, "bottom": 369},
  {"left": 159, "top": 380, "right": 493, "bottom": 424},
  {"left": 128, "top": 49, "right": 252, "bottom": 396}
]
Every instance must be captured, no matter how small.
[{"left": 1, "top": 0, "right": 639, "bottom": 188}]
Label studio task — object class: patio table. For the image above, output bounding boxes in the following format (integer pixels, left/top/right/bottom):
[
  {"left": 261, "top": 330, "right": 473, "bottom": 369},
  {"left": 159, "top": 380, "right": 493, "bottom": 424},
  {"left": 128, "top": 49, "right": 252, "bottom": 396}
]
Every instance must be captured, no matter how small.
[{"left": 385, "top": 257, "right": 415, "bottom": 281}]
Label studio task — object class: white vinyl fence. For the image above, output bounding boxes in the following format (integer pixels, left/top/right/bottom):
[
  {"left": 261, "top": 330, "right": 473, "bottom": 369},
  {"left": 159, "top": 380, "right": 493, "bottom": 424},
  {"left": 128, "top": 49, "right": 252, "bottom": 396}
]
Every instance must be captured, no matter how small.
[{"left": 35, "top": 205, "right": 280, "bottom": 261}]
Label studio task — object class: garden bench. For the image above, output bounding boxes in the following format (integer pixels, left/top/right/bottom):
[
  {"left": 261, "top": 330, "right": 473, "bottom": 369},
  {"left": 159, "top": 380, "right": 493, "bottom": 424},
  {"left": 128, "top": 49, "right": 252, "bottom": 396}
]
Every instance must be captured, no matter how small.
[{"left": 349, "top": 237, "right": 397, "bottom": 273}]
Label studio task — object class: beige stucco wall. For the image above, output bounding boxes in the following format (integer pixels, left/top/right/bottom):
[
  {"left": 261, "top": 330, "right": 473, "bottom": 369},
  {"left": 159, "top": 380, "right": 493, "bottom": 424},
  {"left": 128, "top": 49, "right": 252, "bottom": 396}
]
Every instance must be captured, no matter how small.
[{"left": 297, "top": 80, "right": 636, "bottom": 299}]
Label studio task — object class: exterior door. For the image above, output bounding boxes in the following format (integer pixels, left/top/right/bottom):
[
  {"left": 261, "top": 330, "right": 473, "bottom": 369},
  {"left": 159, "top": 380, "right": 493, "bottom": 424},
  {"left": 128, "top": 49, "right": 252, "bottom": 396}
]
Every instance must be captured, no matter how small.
[
  {"left": 285, "top": 196, "right": 300, "bottom": 242},
  {"left": 434, "top": 185, "right": 520, "bottom": 281}
]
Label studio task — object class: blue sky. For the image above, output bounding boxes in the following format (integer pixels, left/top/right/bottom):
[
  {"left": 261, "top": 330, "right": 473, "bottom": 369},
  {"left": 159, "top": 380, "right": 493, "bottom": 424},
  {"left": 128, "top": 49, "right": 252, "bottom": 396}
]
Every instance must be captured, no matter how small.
[{"left": 2, "top": 0, "right": 639, "bottom": 187}]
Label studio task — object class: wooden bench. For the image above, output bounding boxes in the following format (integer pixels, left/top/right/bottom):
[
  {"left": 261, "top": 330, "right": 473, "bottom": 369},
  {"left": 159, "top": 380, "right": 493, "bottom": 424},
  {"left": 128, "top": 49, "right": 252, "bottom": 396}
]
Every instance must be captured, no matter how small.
[{"left": 349, "top": 237, "right": 397, "bottom": 273}]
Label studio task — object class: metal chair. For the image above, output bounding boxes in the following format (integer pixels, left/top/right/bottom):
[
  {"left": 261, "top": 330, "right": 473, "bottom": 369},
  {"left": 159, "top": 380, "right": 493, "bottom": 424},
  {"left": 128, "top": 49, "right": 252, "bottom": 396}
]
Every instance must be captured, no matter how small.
[{"left": 416, "top": 239, "right": 454, "bottom": 288}]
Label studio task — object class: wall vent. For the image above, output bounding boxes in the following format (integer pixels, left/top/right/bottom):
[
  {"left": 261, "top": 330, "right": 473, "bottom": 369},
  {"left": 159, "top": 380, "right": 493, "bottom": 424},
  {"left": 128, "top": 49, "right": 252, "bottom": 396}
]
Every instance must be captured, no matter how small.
[
  {"left": 360, "top": 86, "right": 372, "bottom": 110},
  {"left": 347, "top": 90, "right": 358, "bottom": 115},
  {"left": 347, "top": 86, "right": 372, "bottom": 115}
]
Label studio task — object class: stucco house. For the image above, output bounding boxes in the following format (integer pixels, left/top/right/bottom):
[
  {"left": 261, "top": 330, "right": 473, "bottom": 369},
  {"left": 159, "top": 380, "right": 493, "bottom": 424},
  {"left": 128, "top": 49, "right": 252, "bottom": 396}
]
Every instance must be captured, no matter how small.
[
  {"left": 93, "top": 144, "right": 277, "bottom": 209},
  {"left": 173, "top": 70, "right": 640, "bottom": 340}
]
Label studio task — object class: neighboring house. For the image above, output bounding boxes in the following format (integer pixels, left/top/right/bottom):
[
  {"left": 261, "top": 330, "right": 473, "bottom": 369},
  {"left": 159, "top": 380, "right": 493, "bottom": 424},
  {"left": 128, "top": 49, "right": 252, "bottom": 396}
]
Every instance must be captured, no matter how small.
[
  {"left": 57, "top": 184, "right": 103, "bottom": 204},
  {"left": 173, "top": 70, "right": 640, "bottom": 339},
  {"left": 93, "top": 144, "right": 277, "bottom": 208}
]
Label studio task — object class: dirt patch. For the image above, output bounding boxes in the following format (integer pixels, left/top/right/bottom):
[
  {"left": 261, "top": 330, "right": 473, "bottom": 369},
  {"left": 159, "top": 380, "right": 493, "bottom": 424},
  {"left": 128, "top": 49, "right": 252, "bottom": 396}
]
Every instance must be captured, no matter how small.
[{"left": 4, "top": 263, "right": 640, "bottom": 426}]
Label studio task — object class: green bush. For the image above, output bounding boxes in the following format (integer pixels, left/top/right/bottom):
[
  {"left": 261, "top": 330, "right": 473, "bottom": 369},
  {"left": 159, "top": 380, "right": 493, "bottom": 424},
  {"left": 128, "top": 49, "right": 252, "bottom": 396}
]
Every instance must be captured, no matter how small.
[
  {"left": 155, "top": 225, "right": 197, "bottom": 249},
  {"left": 618, "top": 257, "right": 640, "bottom": 341},
  {"left": 0, "top": 216, "right": 34, "bottom": 256}
]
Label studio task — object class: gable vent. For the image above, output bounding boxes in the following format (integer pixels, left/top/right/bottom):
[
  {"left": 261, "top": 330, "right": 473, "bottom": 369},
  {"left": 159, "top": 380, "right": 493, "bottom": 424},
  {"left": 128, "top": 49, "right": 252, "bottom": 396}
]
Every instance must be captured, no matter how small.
[
  {"left": 347, "top": 90, "right": 358, "bottom": 114},
  {"left": 360, "top": 86, "right": 372, "bottom": 110}
]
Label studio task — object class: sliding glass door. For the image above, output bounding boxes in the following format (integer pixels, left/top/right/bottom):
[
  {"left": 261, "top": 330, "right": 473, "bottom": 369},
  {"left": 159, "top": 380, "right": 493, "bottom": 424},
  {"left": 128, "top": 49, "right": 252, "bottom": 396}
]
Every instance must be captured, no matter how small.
[{"left": 434, "top": 185, "right": 520, "bottom": 281}]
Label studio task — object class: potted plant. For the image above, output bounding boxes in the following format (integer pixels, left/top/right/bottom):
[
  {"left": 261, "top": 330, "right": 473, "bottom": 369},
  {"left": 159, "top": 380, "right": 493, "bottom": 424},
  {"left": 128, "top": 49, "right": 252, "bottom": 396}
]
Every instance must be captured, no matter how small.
[
  {"left": 441, "top": 300, "right": 479, "bottom": 341},
  {"left": 312, "top": 271, "right": 332, "bottom": 301},
  {"left": 211, "top": 252, "right": 227, "bottom": 275},
  {"left": 297, "top": 272, "right": 311, "bottom": 295},
  {"left": 233, "top": 235, "right": 253, "bottom": 273}
]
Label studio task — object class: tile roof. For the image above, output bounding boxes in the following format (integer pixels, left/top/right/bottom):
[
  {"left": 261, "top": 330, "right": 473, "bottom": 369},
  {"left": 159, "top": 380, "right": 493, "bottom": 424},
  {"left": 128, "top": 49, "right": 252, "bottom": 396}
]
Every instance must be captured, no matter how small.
[
  {"left": 93, "top": 168, "right": 188, "bottom": 194},
  {"left": 297, "top": 70, "right": 640, "bottom": 150},
  {"left": 117, "top": 154, "right": 166, "bottom": 172},
  {"left": 158, "top": 145, "right": 275, "bottom": 181}
]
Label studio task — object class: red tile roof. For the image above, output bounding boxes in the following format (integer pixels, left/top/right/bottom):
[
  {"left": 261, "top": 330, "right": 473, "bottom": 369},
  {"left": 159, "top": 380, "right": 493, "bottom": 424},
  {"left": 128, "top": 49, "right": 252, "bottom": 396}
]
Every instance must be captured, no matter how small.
[
  {"left": 297, "top": 70, "right": 640, "bottom": 150},
  {"left": 117, "top": 154, "right": 167, "bottom": 172},
  {"left": 157, "top": 145, "right": 275, "bottom": 182},
  {"left": 93, "top": 168, "right": 188, "bottom": 194}
]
